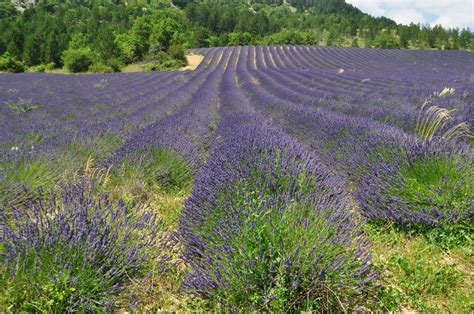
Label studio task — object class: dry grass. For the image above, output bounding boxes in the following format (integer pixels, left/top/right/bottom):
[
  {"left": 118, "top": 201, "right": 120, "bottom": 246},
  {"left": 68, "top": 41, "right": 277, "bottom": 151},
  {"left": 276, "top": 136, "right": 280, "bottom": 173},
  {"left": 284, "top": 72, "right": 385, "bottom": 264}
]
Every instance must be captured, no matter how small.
[
  {"left": 115, "top": 181, "right": 198, "bottom": 311},
  {"left": 415, "top": 100, "right": 473, "bottom": 142},
  {"left": 79, "top": 154, "right": 198, "bottom": 311},
  {"left": 44, "top": 68, "right": 73, "bottom": 74},
  {"left": 121, "top": 63, "right": 149, "bottom": 73},
  {"left": 433, "top": 87, "right": 456, "bottom": 98},
  {"left": 147, "top": 185, "right": 189, "bottom": 227}
]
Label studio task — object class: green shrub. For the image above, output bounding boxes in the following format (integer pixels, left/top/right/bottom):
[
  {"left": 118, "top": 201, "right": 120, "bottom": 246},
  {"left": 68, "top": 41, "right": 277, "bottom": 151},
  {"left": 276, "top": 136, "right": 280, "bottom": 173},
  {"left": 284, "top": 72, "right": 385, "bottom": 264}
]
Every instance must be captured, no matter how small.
[
  {"left": 227, "top": 32, "right": 254, "bottom": 46},
  {"left": 425, "top": 221, "right": 473, "bottom": 249},
  {"left": 7, "top": 98, "right": 41, "bottom": 113},
  {"left": 29, "top": 64, "right": 46, "bottom": 72},
  {"left": 62, "top": 48, "right": 94, "bottom": 73},
  {"left": 0, "top": 52, "right": 25, "bottom": 73},
  {"left": 1, "top": 133, "right": 123, "bottom": 207},
  {"left": 167, "top": 43, "right": 187, "bottom": 62},
  {"left": 108, "top": 58, "right": 123, "bottom": 72},
  {"left": 152, "top": 51, "right": 172, "bottom": 63},
  {"left": 145, "top": 47, "right": 187, "bottom": 71},
  {"left": 260, "top": 29, "right": 313, "bottom": 45},
  {"left": 148, "top": 147, "right": 191, "bottom": 191},
  {"left": 144, "top": 53, "right": 186, "bottom": 71},
  {"left": 146, "top": 59, "right": 186, "bottom": 71},
  {"left": 374, "top": 32, "right": 400, "bottom": 49},
  {"left": 89, "top": 59, "right": 122, "bottom": 73},
  {"left": 351, "top": 38, "right": 359, "bottom": 47},
  {"left": 45, "top": 62, "right": 57, "bottom": 70},
  {"left": 89, "top": 63, "right": 114, "bottom": 73},
  {"left": 183, "top": 150, "right": 376, "bottom": 311},
  {"left": 205, "top": 180, "right": 370, "bottom": 311},
  {"left": 0, "top": 156, "right": 57, "bottom": 208}
]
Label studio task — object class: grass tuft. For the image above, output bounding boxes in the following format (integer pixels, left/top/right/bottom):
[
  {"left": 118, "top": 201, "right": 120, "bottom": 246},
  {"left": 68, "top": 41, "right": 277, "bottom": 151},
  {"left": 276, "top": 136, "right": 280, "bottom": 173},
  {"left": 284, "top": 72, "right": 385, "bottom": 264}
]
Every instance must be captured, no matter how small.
[
  {"left": 110, "top": 147, "right": 192, "bottom": 203},
  {"left": 396, "top": 156, "right": 473, "bottom": 218},
  {"left": 7, "top": 98, "right": 41, "bottom": 113}
]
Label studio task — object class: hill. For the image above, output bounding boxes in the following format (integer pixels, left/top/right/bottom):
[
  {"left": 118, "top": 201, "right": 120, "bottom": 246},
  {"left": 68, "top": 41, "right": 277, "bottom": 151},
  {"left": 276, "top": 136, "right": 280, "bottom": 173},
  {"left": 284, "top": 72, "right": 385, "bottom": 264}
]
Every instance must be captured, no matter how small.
[{"left": 0, "top": 0, "right": 472, "bottom": 73}]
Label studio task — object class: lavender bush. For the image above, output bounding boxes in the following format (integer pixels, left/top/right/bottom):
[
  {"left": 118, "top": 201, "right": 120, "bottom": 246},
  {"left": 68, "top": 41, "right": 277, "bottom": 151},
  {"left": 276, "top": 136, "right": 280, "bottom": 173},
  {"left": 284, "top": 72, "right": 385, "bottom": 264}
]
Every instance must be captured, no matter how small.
[
  {"left": 357, "top": 140, "right": 473, "bottom": 228},
  {"left": 179, "top": 114, "right": 377, "bottom": 311},
  {"left": 1, "top": 182, "right": 170, "bottom": 312}
]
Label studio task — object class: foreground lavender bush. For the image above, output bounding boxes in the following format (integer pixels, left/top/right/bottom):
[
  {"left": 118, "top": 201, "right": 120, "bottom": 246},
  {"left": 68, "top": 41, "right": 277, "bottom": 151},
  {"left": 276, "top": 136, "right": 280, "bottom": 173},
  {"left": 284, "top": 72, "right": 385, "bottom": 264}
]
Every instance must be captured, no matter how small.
[
  {"left": 358, "top": 140, "right": 473, "bottom": 228},
  {"left": 180, "top": 114, "right": 377, "bottom": 311},
  {"left": 1, "top": 182, "right": 169, "bottom": 312}
]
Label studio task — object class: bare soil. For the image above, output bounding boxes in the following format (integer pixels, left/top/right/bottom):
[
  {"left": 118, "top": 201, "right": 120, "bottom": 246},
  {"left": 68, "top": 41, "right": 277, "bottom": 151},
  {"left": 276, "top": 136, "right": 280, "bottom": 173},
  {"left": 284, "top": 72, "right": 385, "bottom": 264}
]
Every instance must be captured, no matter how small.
[{"left": 180, "top": 53, "right": 204, "bottom": 71}]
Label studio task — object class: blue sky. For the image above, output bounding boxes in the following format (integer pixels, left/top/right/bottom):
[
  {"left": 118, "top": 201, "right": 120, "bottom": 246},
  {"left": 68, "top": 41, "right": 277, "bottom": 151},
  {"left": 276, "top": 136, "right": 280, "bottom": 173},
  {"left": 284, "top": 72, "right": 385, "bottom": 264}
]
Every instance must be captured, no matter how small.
[{"left": 345, "top": 0, "right": 473, "bottom": 29}]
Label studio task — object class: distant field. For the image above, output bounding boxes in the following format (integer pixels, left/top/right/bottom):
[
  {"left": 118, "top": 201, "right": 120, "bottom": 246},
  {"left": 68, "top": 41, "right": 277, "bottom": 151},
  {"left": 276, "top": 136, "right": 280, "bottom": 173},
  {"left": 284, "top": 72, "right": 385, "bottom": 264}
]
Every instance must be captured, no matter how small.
[{"left": 1, "top": 46, "right": 473, "bottom": 312}]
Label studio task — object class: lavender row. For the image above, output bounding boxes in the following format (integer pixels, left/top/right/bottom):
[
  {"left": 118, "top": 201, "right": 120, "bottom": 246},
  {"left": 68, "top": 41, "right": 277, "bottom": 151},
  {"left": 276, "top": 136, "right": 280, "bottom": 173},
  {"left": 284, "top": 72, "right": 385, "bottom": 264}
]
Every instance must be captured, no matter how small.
[
  {"left": 232, "top": 45, "right": 473, "bottom": 228},
  {"left": 1, "top": 49, "right": 223, "bottom": 162},
  {"left": 108, "top": 47, "right": 233, "bottom": 172}
]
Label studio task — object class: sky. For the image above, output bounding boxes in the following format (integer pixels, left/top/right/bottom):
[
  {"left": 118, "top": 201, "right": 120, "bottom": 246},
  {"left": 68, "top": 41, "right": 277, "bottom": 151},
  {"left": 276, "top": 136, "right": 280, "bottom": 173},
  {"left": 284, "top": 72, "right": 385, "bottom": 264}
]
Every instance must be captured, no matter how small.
[{"left": 345, "top": 0, "right": 473, "bottom": 29}]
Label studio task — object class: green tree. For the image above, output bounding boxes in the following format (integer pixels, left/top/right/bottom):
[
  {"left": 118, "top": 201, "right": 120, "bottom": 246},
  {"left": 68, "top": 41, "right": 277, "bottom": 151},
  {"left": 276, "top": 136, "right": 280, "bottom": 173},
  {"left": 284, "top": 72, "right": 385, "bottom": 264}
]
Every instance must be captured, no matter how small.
[
  {"left": 419, "top": 25, "right": 436, "bottom": 48},
  {"left": 68, "top": 33, "right": 89, "bottom": 50},
  {"left": 459, "top": 28, "right": 472, "bottom": 49},
  {"left": 115, "top": 16, "right": 151, "bottom": 63},
  {"left": 227, "top": 32, "right": 254, "bottom": 46},
  {"left": 22, "top": 34, "right": 42, "bottom": 66},
  {"left": 95, "top": 25, "right": 119, "bottom": 63},
  {"left": 167, "top": 42, "right": 187, "bottom": 62},
  {"left": 150, "top": 17, "right": 182, "bottom": 52},
  {"left": 0, "top": 1, "right": 17, "bottom": 19},
  {"left": 62, "top": 48, "right": 94, "bottom": 72},
  {"left": 0, "top": 52, "right": 25, "bottom": 73},
  {"left": 399, "top": 27, "right": 410, "bottom": 48},
  {"left": 43, "top": 32, "right": 61, "bottom": 65},
  {"left": 374, "top": 31, "right": 400, "bottom": 49},
  {"left": 0, "top": 0, "right": 470, "bottom": 68},
  {"left": 192, "top": 26, "right": 210, "bottom": 47}
]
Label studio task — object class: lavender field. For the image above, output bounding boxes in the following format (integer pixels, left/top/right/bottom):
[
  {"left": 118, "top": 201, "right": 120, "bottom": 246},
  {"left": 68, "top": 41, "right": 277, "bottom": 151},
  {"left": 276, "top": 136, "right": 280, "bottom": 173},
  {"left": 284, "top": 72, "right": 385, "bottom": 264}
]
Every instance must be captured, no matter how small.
[{"left": 1, "top": 46, "right": 473, "bottom": 312}]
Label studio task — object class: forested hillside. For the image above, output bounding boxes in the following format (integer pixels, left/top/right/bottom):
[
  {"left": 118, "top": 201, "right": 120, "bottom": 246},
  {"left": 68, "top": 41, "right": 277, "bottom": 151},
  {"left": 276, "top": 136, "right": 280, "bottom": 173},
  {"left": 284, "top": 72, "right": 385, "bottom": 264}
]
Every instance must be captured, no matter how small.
[{"left": 0, "top": 0, "right": 472, "bottom": 73}]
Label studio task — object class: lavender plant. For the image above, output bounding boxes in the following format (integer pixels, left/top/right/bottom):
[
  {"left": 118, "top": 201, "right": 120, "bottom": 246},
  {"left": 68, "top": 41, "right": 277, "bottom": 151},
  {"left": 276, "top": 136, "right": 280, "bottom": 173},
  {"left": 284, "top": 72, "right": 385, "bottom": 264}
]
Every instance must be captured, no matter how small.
[
  {"left": 180, "top": 114, "right": 377, "bottom": 311},
  {"left": 1, "top": 182, "right": 170, "bottom": 312},
  {"left": 356, "top": 94, "right": 473, "bottom": 230},
  {"left": 357, "top": 140, "right": 473, "bottom": 228}
]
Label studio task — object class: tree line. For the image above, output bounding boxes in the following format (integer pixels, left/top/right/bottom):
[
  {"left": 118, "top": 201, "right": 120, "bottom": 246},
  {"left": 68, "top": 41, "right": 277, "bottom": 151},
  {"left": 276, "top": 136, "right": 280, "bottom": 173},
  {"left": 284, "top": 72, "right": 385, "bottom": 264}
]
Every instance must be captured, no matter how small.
[{"left": 0, "top": 0, "right": 472, "bottom": 73}]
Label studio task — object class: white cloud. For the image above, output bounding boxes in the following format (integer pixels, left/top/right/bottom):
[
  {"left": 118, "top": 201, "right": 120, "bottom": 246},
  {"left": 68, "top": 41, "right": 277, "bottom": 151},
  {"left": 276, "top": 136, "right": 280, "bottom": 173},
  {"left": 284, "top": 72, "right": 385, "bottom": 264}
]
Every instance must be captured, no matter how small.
[
  {"left": 391, "top": 9, "right": 426, "bottom": 26},
  {"left": 346, "top": 0, "right": 474, "bottom": 29}
]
